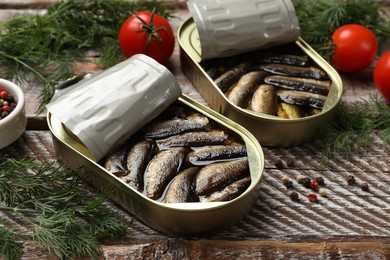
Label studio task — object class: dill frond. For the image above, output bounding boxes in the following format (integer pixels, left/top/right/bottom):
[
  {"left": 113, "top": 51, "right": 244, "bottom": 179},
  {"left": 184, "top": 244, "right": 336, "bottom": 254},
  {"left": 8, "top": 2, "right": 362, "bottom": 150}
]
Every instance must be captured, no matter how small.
[
  {"left": 0, "top": 223, "right": 23, "bottom": 260},
  {"left": 320, "top": 94, "right": 390, "bottom": 160},
  {"left": 0, "top": 157, "right": 129, "bottom": 259}
]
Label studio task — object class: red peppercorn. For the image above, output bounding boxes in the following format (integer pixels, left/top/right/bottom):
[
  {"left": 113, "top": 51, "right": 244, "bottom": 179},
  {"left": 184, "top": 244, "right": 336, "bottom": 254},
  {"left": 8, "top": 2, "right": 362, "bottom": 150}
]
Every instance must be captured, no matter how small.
[
  {"left": 2, "top": 105, "right": 9, "bottom": 112},
  {"left": 307, "top": 193, "right": 318, "bottom": 202},
  {"left": 0, "top": 90, "right": 8, "bottom": 99},
  {"left": 309, "top": 179, "right": 319, "bottom": 190}
]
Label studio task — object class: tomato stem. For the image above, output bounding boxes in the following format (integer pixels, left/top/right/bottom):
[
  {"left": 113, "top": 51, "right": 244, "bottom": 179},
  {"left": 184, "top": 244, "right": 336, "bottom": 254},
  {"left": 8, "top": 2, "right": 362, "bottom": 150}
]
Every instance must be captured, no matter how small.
[{"left": 136, "top": 8, "right": 167, "bottom": 50}]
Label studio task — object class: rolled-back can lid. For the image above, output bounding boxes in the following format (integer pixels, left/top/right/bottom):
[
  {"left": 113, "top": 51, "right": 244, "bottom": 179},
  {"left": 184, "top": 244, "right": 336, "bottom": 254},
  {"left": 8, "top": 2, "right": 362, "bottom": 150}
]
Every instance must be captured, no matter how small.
[
  {"left": 187, "top": 0, "right": 300, "bottom": 60},
  {"left": 46, "top": 54, "right": 182, "bottom": 161}
]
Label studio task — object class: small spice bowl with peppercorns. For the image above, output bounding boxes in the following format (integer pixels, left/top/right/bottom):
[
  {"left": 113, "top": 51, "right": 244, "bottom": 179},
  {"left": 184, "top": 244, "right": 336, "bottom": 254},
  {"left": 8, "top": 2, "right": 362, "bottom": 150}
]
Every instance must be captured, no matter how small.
[{"left": 0, "top": 79, "right": 27, "bottom": 149}]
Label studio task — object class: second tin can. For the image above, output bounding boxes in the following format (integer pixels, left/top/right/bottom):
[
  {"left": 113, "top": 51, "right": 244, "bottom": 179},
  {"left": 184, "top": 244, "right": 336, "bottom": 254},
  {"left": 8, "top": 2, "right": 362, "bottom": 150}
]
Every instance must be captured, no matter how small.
[{"left": 178, "top": 17, "right": 343, "bottom": 147}]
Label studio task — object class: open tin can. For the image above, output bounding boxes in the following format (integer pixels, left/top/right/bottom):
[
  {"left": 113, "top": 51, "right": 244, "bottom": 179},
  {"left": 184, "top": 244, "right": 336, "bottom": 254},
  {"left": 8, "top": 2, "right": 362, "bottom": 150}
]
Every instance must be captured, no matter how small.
[
  {"left": 48, "top": 94, "right": 264, "bottom": 236},
  {"left": 179, "top": 8, "right": 343, "bottom": 146}
]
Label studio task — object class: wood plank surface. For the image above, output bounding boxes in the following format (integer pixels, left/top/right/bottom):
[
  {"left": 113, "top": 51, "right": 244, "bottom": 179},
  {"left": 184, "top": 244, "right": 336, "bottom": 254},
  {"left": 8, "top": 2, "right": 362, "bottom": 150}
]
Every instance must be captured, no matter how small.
[{"left": 1, "top": 0, "right": 390, "bottom": 259}]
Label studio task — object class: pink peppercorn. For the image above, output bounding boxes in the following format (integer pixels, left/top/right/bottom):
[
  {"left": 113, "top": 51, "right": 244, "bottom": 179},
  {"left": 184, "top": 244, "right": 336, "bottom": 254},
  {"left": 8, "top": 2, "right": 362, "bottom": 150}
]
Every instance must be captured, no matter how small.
[
  {"left": 0, "top": 90, "right": 8, "bottom": 99},
  {"left": 2, "top": 105, "right": 9, "bottom": 112},
  {"left": 307, "top": 193, "right": 318, "bottom": 202},
  {"left": 309, "top": 179, "right": 319, "bottom": 190}
]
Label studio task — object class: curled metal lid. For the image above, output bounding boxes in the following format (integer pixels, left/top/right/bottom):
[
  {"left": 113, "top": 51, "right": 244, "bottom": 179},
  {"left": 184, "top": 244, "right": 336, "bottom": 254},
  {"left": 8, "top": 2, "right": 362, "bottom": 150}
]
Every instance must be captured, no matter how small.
[
  {"left": 47, "top": 54, "right": 182, "bottom": 160},
  {"left": 187, "top": 0, "right": 300, "bottom": 60}
]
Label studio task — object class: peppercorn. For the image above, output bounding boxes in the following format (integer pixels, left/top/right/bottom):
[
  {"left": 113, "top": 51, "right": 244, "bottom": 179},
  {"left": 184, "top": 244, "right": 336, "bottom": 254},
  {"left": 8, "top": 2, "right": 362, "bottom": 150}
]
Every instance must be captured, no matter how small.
[
  {"left": 301, "top": 177, "right": 311, "bottom": 188},
  {"left": 286, "top": 158, "right": 295, "bottom": 168},
  {"left": 296, "top": 175, "right": 306, "bottom": 183},
  {"left": 360, "top": 182, "right": 369, "bottom": 191},
  {"left": 1, "top": 111, "right": 9, "bottom": 118},
  {"left": 4, "top": 94, "right": 14, "bottom": 103},
  {"left": 274, "top": 159, "right": 285, "bottom": 169},
  {"left": 281, "top": 175, "right": 290, "bottom": 184},
  {"left": 290, "top": 191, "right": 299, "bottom": 201},
  {"left": 10, "top": 102, "right": 17, "bottom": 111},
  {"left": 315, "top": 176, "right": 325, "bottom": 186},
  {"left": 281, "top": 175, "right": 293, "bottom": 188},
  {"left": 2, "top": 105, "right": 9, "bottom": 112},
  {"left": 307, "top": 193, "right": 318, "bottom": 202},
  {"left": 0, "top": 90, "right": 8, "bottom": 99},
  {"left": 285, "top": 180, "right": 294, "bottom": 189},
  {"left": 310, "top": 179, "right": 319, "bottom": 190},
  {"left": 269, "top": 200, "right": 278, "bottom": 209},
  {"left": 347, "top": 175, "right": 356, "bottom": 185},
  {"left": 319, "top": 188, "right": 327, "bottom": 197}
]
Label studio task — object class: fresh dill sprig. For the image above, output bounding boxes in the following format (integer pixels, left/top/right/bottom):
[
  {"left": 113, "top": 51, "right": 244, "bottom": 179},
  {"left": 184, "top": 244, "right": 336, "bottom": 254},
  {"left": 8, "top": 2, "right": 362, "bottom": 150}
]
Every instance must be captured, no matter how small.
[
  {"left": 320, "top": 94, "right": 390, "bottom": 160},
  {"left": 0, "top": 222, "right": 23, "bottom": 260},
  {"left": 0, "top": 157, "right": 128, "bottom": 259},
  {"left": 0, "top": 0, "right": 172, "bottom": 113},
  {"left": 292, "top": 0, "right": 390, "bottom": 60}
]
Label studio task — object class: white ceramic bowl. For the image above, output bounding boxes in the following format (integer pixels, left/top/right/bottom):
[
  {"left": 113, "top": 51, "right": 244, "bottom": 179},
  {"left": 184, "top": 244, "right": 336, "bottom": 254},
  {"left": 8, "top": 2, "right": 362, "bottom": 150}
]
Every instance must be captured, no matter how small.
[{"left": 0, "top": 79, "right": 27, "bottom": 149}]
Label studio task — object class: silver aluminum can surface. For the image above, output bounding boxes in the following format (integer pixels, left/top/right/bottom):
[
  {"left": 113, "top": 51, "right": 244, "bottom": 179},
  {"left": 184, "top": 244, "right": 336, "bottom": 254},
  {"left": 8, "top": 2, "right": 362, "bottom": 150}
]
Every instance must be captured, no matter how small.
[{"left": 187, "top": 0, "right": 300, "bottom": 60}]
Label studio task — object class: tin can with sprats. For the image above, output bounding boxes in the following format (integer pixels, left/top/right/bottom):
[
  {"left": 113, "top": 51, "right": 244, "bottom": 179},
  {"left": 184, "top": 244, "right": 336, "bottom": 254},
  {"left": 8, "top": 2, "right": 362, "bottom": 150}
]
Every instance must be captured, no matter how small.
[
  {"left": 178, "top": 10, "right": 342, "bottom": 146},
  {"left": 48, "top": 55, "right": 264, "bottom": 236}
]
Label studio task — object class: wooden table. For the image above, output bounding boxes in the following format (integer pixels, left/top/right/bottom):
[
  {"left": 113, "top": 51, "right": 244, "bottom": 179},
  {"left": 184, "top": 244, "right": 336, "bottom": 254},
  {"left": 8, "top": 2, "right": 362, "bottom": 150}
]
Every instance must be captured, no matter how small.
[{"left": 1, "top": 1, "right": 390, "bottom": 259}]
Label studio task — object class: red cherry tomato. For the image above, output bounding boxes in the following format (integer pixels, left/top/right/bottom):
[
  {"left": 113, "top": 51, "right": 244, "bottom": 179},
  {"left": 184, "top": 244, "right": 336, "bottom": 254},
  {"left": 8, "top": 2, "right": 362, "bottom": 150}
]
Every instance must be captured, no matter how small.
[
  {"left": 331, "top": 24, "right": 378, "bottom": 73},
  {"left": 374, "top": 50, "right": 390, "bottom": 101},
  {"left": 118, "top": 11, "right": 175, "bottom": 64}
]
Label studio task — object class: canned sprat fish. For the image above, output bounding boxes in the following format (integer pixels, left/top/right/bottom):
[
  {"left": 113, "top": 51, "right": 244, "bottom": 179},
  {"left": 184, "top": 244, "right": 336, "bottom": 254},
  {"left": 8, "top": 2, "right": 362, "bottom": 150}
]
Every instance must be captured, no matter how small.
[
  {"left": 201, "top": 43, "right": 331, "bottom": 118},
  {"left": 101, "top": 101, "right": 252, "bottom": 203}
]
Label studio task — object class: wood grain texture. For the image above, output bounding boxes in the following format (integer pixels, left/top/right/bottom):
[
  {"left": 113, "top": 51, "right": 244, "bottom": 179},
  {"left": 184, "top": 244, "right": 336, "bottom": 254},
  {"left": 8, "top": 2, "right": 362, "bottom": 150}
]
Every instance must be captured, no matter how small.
[
  {"left": 17, "top": 239, "right": 390, "bottom": 259},
  {"left": 1, "top": 1, "right": 390, "bottom": 259}
]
